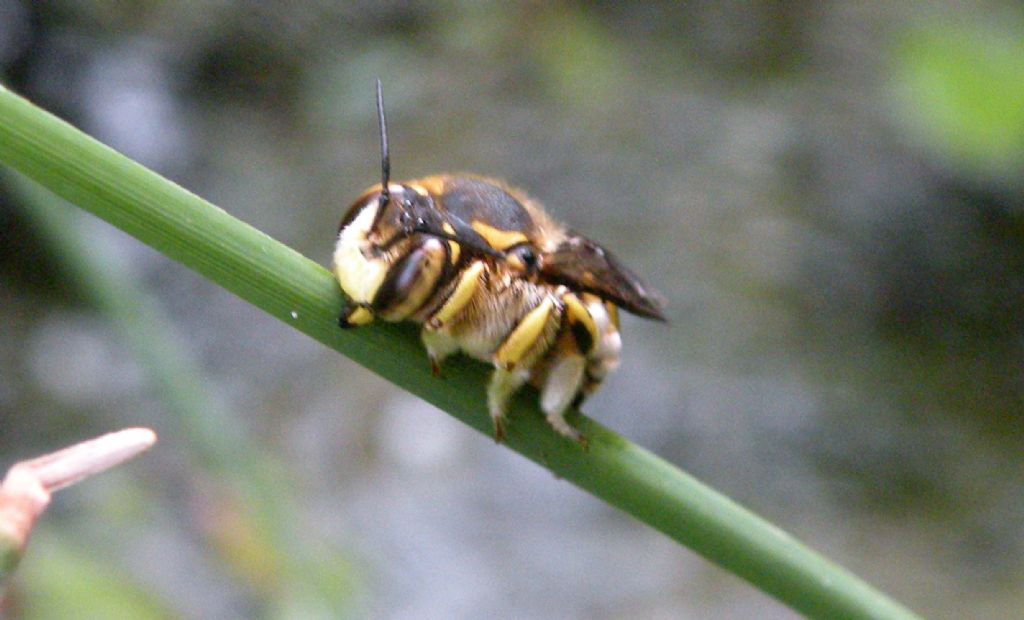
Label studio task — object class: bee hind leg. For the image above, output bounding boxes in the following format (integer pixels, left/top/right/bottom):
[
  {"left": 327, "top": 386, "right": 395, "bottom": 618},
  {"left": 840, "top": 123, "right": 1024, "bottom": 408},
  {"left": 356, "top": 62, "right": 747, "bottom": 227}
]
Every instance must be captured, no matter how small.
[
  {"left": 540, "top": 354, "right": 588, "bottom": 447},
  {"left": 487, "top": 368, "right": 529, "bottom": 442}
]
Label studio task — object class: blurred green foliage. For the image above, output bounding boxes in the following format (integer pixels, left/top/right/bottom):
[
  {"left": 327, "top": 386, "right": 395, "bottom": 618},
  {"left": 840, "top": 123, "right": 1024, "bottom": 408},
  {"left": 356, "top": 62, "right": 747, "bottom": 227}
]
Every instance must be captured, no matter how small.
[
  {"left": 16, "top": 531, "right": 172, "bottom": 620},
  {"left": 894, "top": 18, "right": 1024, "bottom": 181}
]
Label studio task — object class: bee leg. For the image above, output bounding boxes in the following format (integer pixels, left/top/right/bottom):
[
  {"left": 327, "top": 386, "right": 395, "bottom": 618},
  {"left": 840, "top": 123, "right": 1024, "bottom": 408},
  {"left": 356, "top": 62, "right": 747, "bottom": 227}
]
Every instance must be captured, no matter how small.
[
  {"left": 573, "top": 369, "right": 604, "bottom": 408},
  {"left": 540, "top": 354, "right": 588, "bottom": 447},
  {"left": 421, "top": 329, "right": 458, "bottom": 378},
  {"left": 494, "top": 298, "right": 556, "bottom": 370},
  {"left": 339, "top": 303, "right": 374, "bottom": 328},
  {"left": 424, "top": 261, "right": 485, "bottom": 331},
  {"left": 489, "top": 297, "right": 561, "bottom": 442},
  {"left": 487, "top": 368, "right": 528, "bottom": 443}
]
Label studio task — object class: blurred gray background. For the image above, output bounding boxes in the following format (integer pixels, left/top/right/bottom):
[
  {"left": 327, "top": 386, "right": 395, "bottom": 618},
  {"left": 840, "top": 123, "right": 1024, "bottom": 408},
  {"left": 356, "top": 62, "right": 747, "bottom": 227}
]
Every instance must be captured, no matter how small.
[{"left": 1, "top": 1, "right": 1023, "bottom": 618}]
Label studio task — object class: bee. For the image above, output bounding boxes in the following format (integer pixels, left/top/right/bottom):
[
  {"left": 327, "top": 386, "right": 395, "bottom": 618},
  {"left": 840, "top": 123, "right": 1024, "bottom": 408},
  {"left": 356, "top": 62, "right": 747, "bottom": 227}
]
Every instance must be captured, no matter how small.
[{"left": 333, "top": 81, "right": 665, "bottom": 446}]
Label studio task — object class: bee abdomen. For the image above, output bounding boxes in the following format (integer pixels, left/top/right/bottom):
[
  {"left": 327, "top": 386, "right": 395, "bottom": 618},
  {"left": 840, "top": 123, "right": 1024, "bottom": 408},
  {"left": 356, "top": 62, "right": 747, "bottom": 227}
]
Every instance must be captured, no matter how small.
[{"left": 562, "top": 293, "right": 599, "bottom": 356}]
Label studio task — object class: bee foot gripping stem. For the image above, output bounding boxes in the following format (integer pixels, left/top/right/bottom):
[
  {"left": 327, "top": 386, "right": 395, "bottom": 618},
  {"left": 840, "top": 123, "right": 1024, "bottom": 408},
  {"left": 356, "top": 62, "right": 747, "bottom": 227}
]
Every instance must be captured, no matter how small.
[
  {"left": 492, "top": 417, "right": 507, "bottom": 444},
  {"left": 487, "top": 368, "right": 526, "bottom": 444},
  {"left": 547, "top": 412, "right": 588, "bottom": 450},
  {"left": 339, "top": 302, "right": 374, "bottom": 328}
]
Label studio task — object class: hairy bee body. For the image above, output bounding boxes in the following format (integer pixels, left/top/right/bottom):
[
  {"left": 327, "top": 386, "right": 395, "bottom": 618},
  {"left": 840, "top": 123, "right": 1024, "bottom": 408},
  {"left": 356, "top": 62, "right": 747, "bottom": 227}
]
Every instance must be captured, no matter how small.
[{"left": 334, "top": 174, "right": 661, "bottom": 445}]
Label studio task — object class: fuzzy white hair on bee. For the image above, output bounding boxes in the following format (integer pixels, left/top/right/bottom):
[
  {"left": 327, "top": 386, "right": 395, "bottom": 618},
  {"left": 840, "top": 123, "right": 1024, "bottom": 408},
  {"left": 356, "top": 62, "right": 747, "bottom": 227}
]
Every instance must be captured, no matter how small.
[{"left": 332, "top": 79, "right": 665, "bottom": 447}]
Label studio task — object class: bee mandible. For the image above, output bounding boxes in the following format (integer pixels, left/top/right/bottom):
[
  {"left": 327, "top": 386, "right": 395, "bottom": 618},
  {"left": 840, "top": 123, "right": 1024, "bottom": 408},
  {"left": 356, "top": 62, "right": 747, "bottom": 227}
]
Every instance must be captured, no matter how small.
[{"left": 333, "top": 81, "right": 665, "bottom": 446}]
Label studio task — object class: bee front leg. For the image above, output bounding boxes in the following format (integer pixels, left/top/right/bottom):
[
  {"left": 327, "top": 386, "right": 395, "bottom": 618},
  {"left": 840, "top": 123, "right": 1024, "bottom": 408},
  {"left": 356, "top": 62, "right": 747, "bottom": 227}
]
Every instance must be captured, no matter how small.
[
  {"left": 421, "top": 329, "right": 458, "bottom": 377},
  {"left": 486, "top": 368, "right": 528, "bottom": 442},
  {"left": 421, "top": 260, "right": 486, "bottom": 376},
  {"left": 339, "top": 302, "right": 374, "bottom": 328}
]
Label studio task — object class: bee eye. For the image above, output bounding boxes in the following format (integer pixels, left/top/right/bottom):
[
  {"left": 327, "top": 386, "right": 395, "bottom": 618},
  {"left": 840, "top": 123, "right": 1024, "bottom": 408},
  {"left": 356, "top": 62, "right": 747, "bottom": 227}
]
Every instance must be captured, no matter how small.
[
  {"left": 508, "top": 245, "right": 537, "bottom": 272},
  {"left": 519, "top": 247, "right": 536, "bottom": 267}
]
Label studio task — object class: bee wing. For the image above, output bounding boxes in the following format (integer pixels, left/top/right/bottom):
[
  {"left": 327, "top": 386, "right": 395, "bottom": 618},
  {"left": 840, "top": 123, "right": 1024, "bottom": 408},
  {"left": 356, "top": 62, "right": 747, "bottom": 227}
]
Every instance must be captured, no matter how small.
[
  {"left": 539, "top": 233, "right": 666, "bottom": 321},
  {"left": 409, "top": 201, "right": 504, "bottom": 259}
]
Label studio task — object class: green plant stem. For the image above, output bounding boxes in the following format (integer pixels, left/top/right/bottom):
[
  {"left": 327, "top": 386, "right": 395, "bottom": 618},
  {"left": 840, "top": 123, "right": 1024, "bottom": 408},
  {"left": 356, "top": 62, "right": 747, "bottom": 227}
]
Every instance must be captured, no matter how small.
[{"left": 0, "top": 85, "right": 921, "bottom": 620}]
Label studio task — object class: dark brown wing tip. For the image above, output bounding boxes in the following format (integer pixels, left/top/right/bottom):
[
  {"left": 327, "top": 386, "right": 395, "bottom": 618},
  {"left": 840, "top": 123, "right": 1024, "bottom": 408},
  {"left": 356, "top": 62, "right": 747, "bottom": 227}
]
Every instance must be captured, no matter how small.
[
  {"left": 540, "top": 233, "right": 668, "bottom": 323},
  {"left": 628, "top": 291, "right": 668, "bottom": 322}
]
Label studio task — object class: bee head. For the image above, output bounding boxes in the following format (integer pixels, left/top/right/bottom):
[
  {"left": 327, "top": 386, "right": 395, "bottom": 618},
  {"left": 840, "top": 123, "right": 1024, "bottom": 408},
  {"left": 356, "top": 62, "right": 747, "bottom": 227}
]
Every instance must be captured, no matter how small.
[
  {"left": 363, "top": 183, "right": 435, "bottom": 240},
  {"left": 344, "top": 80, "right": 504, "bottom": 260}
]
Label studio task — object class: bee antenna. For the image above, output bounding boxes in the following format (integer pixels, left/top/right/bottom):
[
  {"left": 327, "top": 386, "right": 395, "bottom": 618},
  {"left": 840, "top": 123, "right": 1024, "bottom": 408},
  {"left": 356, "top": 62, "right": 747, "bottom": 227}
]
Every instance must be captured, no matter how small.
[{"left": 376, "top": 78, "right": 390, "bottom": 206}]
